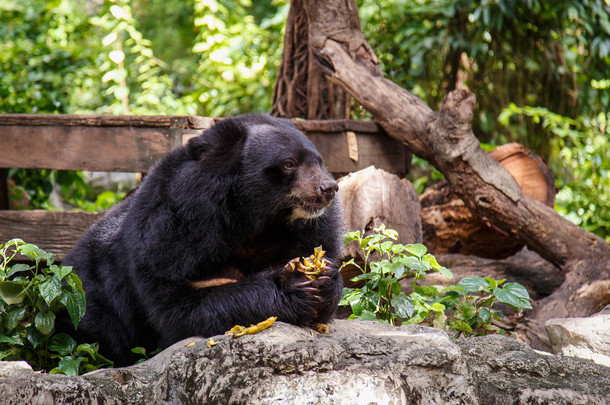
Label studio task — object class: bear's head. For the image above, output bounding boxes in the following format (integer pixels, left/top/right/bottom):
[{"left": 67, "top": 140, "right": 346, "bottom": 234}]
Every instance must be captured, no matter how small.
[{"left": 186, "top": 114, "right": 338, "bottom": 224}]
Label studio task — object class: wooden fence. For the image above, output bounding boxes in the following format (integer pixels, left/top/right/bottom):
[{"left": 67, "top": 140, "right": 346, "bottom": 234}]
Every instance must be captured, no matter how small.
[{"left": 0, "top": 114, "right": 408, "bottom": 261}]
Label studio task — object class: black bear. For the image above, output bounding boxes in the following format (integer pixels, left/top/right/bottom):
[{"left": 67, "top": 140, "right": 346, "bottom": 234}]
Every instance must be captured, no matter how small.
[{"left": 62, "top": 114, "right": 345, "bottom": 366}]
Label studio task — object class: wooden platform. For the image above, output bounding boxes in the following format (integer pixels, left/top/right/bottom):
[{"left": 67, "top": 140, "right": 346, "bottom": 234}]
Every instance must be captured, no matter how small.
[{"left": 0, "top": 114, "right": 408, "bottom": 260}]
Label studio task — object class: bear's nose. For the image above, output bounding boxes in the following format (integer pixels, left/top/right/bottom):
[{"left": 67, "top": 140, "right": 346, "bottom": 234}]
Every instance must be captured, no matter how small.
[{"left": 319, "top": 179, "right": 338, "bottom": 199}]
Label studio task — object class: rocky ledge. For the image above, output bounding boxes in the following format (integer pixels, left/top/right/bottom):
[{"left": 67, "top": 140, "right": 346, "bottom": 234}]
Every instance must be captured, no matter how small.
[{"left": 1, "top": 320, "right": 608, "bottom": 404}]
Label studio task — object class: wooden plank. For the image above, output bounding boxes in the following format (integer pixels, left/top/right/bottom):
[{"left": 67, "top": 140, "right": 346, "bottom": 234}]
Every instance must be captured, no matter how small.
[
  {"left": 0, "top": 114, "right": 376, "bottom": 133},
  {"left": 0, "top": 210, "right": 103, "bottom": 262},
  {"left": 0, "top": 125, "right": 178, "bottom": 172},
  {"left": 0, "top": 114, "right": 215, "bottom": 129},
  {"left": 293, "top": 119, "right": 380, "bottom": 133},
  {"left": 0, "top": 114, "right": 405, "bottom": 174},
  {"left": 307, "top": 131, "right": 407, "bottom": 175}
]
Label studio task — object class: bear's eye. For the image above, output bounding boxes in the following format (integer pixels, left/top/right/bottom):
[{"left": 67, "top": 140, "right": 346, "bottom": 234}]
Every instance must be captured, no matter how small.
[{"left": 282, "top": 159, "right": 298, "bottom": 170}]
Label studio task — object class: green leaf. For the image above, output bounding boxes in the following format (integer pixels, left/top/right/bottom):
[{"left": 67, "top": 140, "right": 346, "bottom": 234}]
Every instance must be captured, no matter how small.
[
  {"left": 403, "top": 312, "right": 427, "bottom": 325},
  {"left": 405, "top": 243, "right": 427, "bottom": 258},
  {"left": 492, "top": 311, "right": 504, "bottom": 321},
  {"left": 433, "top": 308, "right": 446, "bottom": 329},
  {"left": 58, "top": 356, "right": 84, "bottom": 376},
  {"left": 131, "top": 346, "right": 147, "bottom": 356},
  {"left": 457, "top": 302, "right": 477, "bottom": 319},
  {"left": 0, "top": 333, "right": 23, "bottom": 345},
  {"left": 423, "top": 254, "right": 440, "bottom": 268},
  {"left": 6, "top": 263, "right": 33, "bottom": 278},
  {"left": 26, "top": 327, "right": 46, "bottom": 349},
  {"left": 39, "top": 277, "right": 62, "bottom": 306},
  {"left": 35, "top": 311, "right": 55, "bottom": 335},
  {"left": 339, "top": 258, "right": 358, "bottom": 272},
  {"left": 391, "top": 244, "right": 406, "bottom": 254},
  {"left": 379, "top": 241, "right": 394, "bottom": 253},
  {"left": 378, "top": 278, "right": 388, "bottom": 297},
  {"left": 339, "top": 288, "right": 362, "bottom": 306},
  {"left": 388, "top": 261, "right": 405, "bottom": 278},
  {"left": 49, "top": 265, "right": 73, "bottom": 281},
  {"left": 18, "top": 244, "right": 54, "bottom": 265},
  {"left": 60, "top": 290, "right": 87, "bottom": 329},
  {"left": 349, "top": 297, "right": 365, "bottom": 316},
  {"left": 458, "top": 277, "right": 491, "bottom": 294},
  {"left": 344, "top": 231, "right": 361, "bottom": 242},
  {"left": 382, "top": 228, "right": 399, "bottom": 240},
  {"left": 414, "top": 285, "right": 440, "bottom": 297},
  {"left": 356, "top": 309, "right": 378, "bottom": 321},
  {"left": 493, "top": 283, "right": 532, "bottom": 309},
  {"left": 399, "top": 256, "right": 428, "bottom": 272},
  {"left": 449, "top": 320, "right": 473, "bottom": 333},
  {"left": 392, "top": 294, "right": 414, "bottom": 318},
  {"left": 435, "top": 265, "right": 453, "bottom": 279},
  {"left": 441, "top": 285, "right": 463, "bottom": 294},
  {"left": 65, "top": 272, "right": 85, "bottom": 296},
  {"left": 48, "top": 333, "right": 77, "bottom": 356},
  {"left": 5, "top": 307, "right": 26, "bottom": 331},
  {"left": 479, "top": 307, "right": 491, "bottom": 323},
  {"left": 484, "top": 277, "right": 505, "bottom": 289},
  {"left": 0, "top": 281, "right": 26, "bottom": 304},
  {"left": 77, "top": 342, "right": 100, "bottom": 358}
]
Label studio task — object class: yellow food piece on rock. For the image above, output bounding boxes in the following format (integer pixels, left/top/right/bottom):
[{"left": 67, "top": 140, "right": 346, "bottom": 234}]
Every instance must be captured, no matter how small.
[{"left": 225, "top": 316, "right": 278, "bottom": 338}]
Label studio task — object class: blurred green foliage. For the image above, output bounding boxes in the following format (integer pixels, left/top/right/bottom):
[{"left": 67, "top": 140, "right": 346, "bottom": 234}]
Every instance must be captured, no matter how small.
[{"left": 0, "top": 0, "right": 608, "bottom": 239}]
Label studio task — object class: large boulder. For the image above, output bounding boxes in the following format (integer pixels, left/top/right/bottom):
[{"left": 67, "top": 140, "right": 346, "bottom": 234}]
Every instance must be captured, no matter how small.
[
  {"left": 545, "top": 304, "right": 610, "bottom": 367},
  {"left": 1, "top": 320, "right": 608, "bottom": 404}
]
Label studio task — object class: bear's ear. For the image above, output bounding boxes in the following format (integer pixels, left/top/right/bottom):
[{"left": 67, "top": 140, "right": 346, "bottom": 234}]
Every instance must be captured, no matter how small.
[
  {"left": 186, "top": 135, "right": 210, "bottom": 160},
  {"left": 189, "top": 118, "right": 248, "bottom": 174}
]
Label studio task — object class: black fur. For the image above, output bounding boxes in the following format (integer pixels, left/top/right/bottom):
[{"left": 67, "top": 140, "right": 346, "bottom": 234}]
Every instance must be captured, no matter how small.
[{"left": 62, "top": 114, "right": 345, "bottom": 366}]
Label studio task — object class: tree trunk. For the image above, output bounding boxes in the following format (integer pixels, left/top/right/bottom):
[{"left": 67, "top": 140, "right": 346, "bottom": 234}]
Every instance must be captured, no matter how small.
[
  {"left": 270, "top": 0, "right": 351, "bottom": 119},
  {"left": 299, "top": 0, "right": 610, "bottom": 349}
]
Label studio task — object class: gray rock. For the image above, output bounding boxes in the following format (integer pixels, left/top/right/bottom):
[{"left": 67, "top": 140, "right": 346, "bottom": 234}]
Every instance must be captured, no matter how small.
[
  {"left": 545, "top": 304, "right": 610, "bottom": 367},
  {"left": 1, "top": 320, "right": 609, "bottom": 404}
]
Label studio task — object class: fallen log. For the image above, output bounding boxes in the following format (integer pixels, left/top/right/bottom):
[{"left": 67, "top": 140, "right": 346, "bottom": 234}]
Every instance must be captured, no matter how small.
[{"left": 421, "top": 143, "right": 556, "bottom": 258}]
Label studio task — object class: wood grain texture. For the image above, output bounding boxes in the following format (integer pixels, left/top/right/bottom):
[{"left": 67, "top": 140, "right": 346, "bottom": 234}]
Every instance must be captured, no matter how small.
[
  {"left": 0, "top": 114, "right": 405, "bottom": 175},
  {"left": 0, "top": 114, "right": 215, "bottom": 129},
  {"left": 0, "top": 125, "right": 177, "bottom": 172},
  {"left": 0, "top": 210, "right": 103, "bottom": 261},
  {"left": 307, "top": 131, "right": 406, "bottom": 174}
]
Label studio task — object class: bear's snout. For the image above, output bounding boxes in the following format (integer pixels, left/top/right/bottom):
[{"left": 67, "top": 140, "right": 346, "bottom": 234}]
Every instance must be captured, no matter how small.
[{"left": 319, "top": 179, "right": 338, "bottom": 200}]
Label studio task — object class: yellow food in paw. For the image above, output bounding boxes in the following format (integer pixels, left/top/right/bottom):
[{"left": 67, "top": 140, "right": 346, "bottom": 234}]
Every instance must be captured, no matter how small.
[{"left": 285, "top": 246, "right": 330, "bottom": 280}]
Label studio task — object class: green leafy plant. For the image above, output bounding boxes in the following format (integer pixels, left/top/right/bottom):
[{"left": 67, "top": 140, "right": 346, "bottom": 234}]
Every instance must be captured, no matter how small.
[
  {"left": 440, "top": 276, "right": 532, "bottom": 337},
  {"left": 340, "top": 225, "right": 453, "bottom": 326},
  {"left": 340, "top": 226, "right": 532, "bottom": 337},
  {"left": 0, "top": 239, "right": 112, "bottom": 375}
]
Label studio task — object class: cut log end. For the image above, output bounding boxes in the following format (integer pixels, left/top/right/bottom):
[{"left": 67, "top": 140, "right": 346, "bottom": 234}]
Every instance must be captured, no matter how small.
[{"left": 421, "top": 143, "right": 555, "bottom": 259}]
